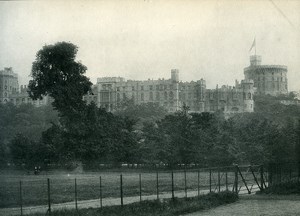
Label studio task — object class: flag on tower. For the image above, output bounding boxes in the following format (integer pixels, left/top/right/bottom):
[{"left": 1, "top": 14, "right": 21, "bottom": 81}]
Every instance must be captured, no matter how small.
[{"left": 249, "top": 38, "right": 256, "bottom": 52}]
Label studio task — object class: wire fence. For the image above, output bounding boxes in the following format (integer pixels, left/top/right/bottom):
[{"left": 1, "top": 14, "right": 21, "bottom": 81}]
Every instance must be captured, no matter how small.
[{"left": 0, "top": 164, "right": 299, "bottom": 216}]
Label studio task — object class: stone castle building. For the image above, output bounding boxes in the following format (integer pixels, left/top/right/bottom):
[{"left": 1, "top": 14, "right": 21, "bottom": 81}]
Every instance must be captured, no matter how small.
[
  {"left": 244, "top": 55, "right": 288, "bottom": 96},
  {"left": 1, "top": 54, "right": 289, "bottom": 113},
  {"left": 0, "top": 67, "right": 49, "bottom": 106},
  {"left": 84, "top": 69, "right": 254, "bottom": 114}
]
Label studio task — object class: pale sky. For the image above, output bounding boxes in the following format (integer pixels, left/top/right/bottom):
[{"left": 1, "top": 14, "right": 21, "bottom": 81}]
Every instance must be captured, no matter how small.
[{"left": 0, "top": 0, "right": 299, "bottom": 90}]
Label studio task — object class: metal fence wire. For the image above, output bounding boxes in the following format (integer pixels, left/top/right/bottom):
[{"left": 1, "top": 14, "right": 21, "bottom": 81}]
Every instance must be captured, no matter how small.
[{"left": 0, "top": 163, "right": 299, "bottom": 216}]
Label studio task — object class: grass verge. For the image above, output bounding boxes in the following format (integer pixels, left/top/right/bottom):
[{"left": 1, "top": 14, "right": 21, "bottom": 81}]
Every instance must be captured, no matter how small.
[
  {"left": 260, "top": 181, "right": 300, "bottom": 195},
  {"left": 29, "top": 191, "right": 238, "bottom": 216}
]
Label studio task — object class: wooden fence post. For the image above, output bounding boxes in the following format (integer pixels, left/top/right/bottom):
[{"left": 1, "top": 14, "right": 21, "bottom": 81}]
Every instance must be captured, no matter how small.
[
  {"left": 234, "top": 166, "right": 238, "bottom": 194},
  {"left": 120, "top": 174, "right": 123, "bottom": 207},
  {"left": 156, "top": 171, "right": 159, "bottom": 200},
  {"left": 171, "top": 171, "right": 174, "bottom": 199},
  {"left": 209, "top": 169, "right": 212, "bottom": 193},
  {"left": 99, "top": 176, "right": 103, "bottom": 208},
  {"left": 47, "top": 178, "right": 51, "bottom": 215},
  {"left": 225, "top": 171, "right": 228, "bottom": 191},
  {"left": 19, "top": 181, "right": 23, "bottom": 216},
  {"left": 197, "top": 170, "right": 200, "bottom": 197},
  {"left": 260, "top": 165, "right": 264, "bottom": 190},
  {"left": 218, "top": 169, "right": 220, "bottom": 192},
  {"left": 75, "top": 178, "right": 78, "bottom": 211},
  {"left": 139, "top": 173, "right": 142, "bottom": 202},
  {"left": 184, "top": 170, "right": 187, "bottom": 198}
]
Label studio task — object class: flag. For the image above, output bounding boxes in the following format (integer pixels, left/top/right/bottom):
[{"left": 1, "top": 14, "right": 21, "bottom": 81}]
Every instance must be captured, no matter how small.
[{"left": 249, "top": 38, "right": 256, "bottom": 52}]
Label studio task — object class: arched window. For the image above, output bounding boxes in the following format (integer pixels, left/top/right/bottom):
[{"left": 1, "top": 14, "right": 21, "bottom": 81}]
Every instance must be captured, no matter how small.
[
  {"left": 4, "top": 92, "right": 7, "bottom": 97},
  {"left": 248, "top": 93, "right": 251, "bottom": 99}
]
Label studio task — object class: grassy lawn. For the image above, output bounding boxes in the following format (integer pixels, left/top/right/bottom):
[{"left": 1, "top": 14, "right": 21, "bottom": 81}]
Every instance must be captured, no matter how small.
[
  {"left": 0, "top": 169, "right": 239, "bottom": 208},
  {"left": 29, "top": 191, "right": 239, "bottom": 216},
  {"left": 261, "top": 181, "right": 300, "bottom": 195}
]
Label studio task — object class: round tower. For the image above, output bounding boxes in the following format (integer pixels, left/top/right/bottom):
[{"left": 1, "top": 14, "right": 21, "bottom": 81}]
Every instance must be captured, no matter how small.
[{"left": 244, "top": 56, "right": 288, "bottom": 96}]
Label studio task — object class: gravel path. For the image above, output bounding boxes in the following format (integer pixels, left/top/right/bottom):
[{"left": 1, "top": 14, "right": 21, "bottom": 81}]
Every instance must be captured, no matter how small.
[{"left": 185, "top": 195, "right": 300, "bottom": 216}]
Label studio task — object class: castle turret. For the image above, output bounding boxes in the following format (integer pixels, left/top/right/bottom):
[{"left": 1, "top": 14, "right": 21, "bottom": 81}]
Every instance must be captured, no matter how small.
[
  {"left": 241, "top": 79, "right": 254, "bottom": 112},
  {"left": 250, "top": 55, "right": 262, "bottom": 66},
  {"left": 171, "top": 69, "right": 179, "bottom": 83}
]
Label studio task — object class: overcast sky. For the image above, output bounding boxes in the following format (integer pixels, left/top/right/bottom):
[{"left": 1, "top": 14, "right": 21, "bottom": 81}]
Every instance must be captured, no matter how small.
[{"left": 0, "top": 0, "right": 299, "bottom": 90}]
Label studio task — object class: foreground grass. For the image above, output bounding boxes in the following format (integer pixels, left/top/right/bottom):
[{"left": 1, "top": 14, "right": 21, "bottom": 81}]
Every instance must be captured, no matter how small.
[
  {"left": 262, "top": 181, "right": 300, "bottom": 195},
  {"left": 29, "top": 191, "right": 238, "bottom": 216},
  {"left": 0, "top": 170, "right": 238, "bottom": 208}
]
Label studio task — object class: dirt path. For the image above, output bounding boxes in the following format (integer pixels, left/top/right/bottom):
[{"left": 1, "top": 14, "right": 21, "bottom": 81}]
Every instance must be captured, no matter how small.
[
  {"left": 0, "top": 185, "right": 259, "bottom": 216},
  {"left": 185, "top": 195, "right": 300, "bottom": 216}
]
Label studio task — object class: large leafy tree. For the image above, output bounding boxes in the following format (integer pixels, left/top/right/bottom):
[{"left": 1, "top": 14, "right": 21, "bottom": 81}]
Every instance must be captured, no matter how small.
[{"left": 28, "top": 42, "right": 92, "bottom": 116}]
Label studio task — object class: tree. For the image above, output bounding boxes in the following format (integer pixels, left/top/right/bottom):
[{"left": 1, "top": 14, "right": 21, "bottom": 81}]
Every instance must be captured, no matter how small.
[{"left": 28, "top": 42, "right": 92, "bottom": 116}]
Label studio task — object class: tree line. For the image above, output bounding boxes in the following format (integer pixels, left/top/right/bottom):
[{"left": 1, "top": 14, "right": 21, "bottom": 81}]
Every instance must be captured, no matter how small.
[{"left": 1, "top": 42, "right": 299, "bottom": 169}]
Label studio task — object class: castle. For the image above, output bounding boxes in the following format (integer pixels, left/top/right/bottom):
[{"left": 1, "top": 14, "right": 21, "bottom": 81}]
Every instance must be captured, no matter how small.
[
  {"left": 0, "top": 67, "right": 49, "bottom": 106},
  {"left": 84, "top": 70, "right": 254, "bottom": 114},
  {"left": 1, "top": 55, "right": 289, "bottom": 114}
]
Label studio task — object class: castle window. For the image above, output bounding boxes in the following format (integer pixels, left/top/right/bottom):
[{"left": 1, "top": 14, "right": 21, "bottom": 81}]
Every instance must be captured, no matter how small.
[
  {"left": 150, "top": 92, "right": 153, "bottom": 100},
  {"left": 123, "top": 87, "right": 126, "bottom": 91},
  {"left": 123, "top": 93, "right": 126, "bottom": 99},
  {"left": 132, "top": 86, "right": 135, "bottom": 91},
  {"left": 4, "top": 92, "right": 7, "bottom": 97},
  {"left": 117, "top": 87, "right": 120, "bottom": 91},
  {"left": 5, "top": 85, "right": 7, "bottom": 90},
  {"left": 188, "top": 93, "right": 192, "bottom": 99},
  {"left": 156, "top": 92, "right": 160, "bottom": 100},
  {"left": 248, "top": 93, "right": 251, "bottom": 99},
  {"left": 156, "top": 85, "right": 159, "bottom": 90},
  {"left": 149, "top": 85, "right": 153, "bottom": 90},
  {"left": 141, "top": 86, "right": 144, "bottom": 91},
  {"left": 169, "top": 91, "right": 174, "bottom": 99},
  {"left": 141, "top": 93, "right": 144, "bottom": 101},
  {"left": 164, "top": 91, "right": 168, "bottom": 100},
  {"left": 117, "top": 93, "right": 120, "bottom": 101}
]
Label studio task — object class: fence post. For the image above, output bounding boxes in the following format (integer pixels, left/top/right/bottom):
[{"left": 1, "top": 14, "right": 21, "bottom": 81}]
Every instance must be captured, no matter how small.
[
  {"left": 184, "top": 170, "right": 187, "bottom": 198},
  {"left": 19, "top": 181, "right": 23, "bottom": 216},
  {"left": 225, "top": 171, "right": 228, "bottom": 191},
  {"left": 209, "top": 169, "right": 212, "bottom": 193},
  {"left": 260, "top": 165, "right": 264, "bottom": 190},
  {"left": 197, "top": 170, "right": 200, "bottom": 197},
  {"left": 47, "top": 178, "right": 51, "bottom": 215},
  {"left": 99, "top": 176, "right": 103, "bottom": 208},
  {"left": 139, "top": 173, "right": 142, "bottom": 202},
  {"left": 120, "top": 174, "right": 123, "bottom": 207},
  {"left": 171, "top": 171, "right": 174, "bottom": 200},
  {"left": 156, "top": 171, "right": 159, "bottom": 200},
  {"left": 218, "top": 169, "right": 220, "bottom": 192},
  {"left": 75, "top": 178, "right": 78, "bottom": 211},
  {"left": 234, "top": 166, "right": 238, "bottom": 194}
]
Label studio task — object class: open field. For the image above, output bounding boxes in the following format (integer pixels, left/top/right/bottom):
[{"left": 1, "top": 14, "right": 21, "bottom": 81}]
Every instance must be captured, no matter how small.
[{"left": 0, "top": 168, "right": 240, "bottom": 209}]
